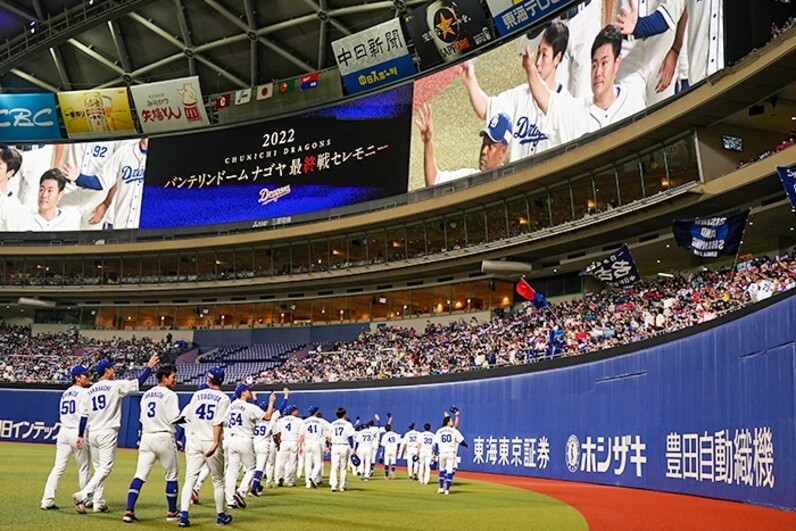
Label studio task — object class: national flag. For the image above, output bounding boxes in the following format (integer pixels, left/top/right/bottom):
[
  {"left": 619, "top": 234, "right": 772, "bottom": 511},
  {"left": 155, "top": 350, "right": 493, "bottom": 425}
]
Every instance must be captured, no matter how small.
[
  {"left": 214, "top": 93, "right": 231, "bottom": 109},
  {"left": 515, "top": 278, "right": 549, "bottom": 309},
  {"left": 256, "top": 82, "right": 274, "bottom": 100},
  {"left": 300, "top": 72, "right": 319, "bottom": 91},
  {"left": 234, "top": 88, "right": 251, "bottom": 105},
  {"left": 278, "top": 78, "right": 297, "bottom": 94},
  {"left": 776, "top": 166, "right": 796, "bottom": 210}
]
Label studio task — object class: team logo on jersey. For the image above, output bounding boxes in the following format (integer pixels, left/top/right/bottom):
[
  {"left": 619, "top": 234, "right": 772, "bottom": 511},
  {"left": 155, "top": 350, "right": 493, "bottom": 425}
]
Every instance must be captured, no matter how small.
[
  {"left": 121, "top": 165, "right": 145, "bottom": 184},
  {"left": 565, "top": 434, "right": 580, "bottom": 473},
  {"left": 515, "top": 116, "right": 547, "bottom": 149}
]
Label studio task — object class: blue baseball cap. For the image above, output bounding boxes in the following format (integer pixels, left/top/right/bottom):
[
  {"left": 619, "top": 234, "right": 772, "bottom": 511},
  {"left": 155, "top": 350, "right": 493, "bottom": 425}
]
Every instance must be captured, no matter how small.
[
  {"left": 94, "top": 359, "right": 115, "bottom": 375},
  {"left": 207, "top": 366, "right": 225, "bottom": 384},
  {"left": 71, "top": 364, "right": 89, "bottom": 377},
  {"left": 408, "top": 423, "right": 415, "bottom": 431},
  {"left": 307, "top": 405, "right": 319, "bottom": 416},
  {"left": 284, "top": 404, "right": 298, "bottom": 415},
  {"left": 196, "top": 382, "right": 209, "bottom": 391},
  {"left": 234, "top": 382, "right": 252, "bottom": 398},
  {"left": 482, "top": 113, "right": 512, "bottom": 145}
]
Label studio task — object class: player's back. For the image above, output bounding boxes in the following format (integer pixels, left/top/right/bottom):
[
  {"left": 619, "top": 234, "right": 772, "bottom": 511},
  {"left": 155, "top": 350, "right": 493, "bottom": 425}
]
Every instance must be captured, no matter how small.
[
  {"left": 84, "top": 379, "right": 138, "bottom": 430},
  {"left": 434, "top": 426, "right": 463, "bottom": 454},
  {"left": 58, "top": 385, "right": 88, "bottom": 429},
  {"left": 278, "top": 414, "right": 301, "bottom": 442},
  {"left": 301, "top": 417, "right": 327, "bottom": 443},
  {"left": 329, "top": 419, "right": 354, "bottom": 444},
  {"left": 140, "top": 386, "right": 180, "bottom": 434},
  {"left": 182, "top": 388, "right": 231, "bottom": 441},
  {"left": 225, "top": 400, "right": 264, "bottom": 437},
  {"left": 419, "top": 431, "right": 435, "bottom": 454},
  {"left": 382, "top": 432, "right": 401, "bottom": 451}
]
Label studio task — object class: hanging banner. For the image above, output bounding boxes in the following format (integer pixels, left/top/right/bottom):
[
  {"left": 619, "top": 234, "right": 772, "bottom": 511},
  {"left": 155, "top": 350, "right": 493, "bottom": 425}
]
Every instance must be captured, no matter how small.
[
  {"left": 0, "top": 93, "right": 62, "bottom": 142},
  {"left": 332, "top": 18, "right": 417, "bottom": 95},
  {"left": 776, "top": 165, "right": 796, "bottom": 211},
  {"left": 130, "top": 76, "right": 210, "bottom": 133},
  {"left": 403, "top": 0, "right": 494, "bottom": 70},
  {"left": 580, "top": 244, "right": 641, "bottom": 287},
  {"left": 57, "top": 87, "right": 137, "bottom": 138},
  {"left": 672, "top": 211, "right": 749, "bottom": 259},
  {"left": 485, "top": 0, "right": 576, "bottom": 37}
]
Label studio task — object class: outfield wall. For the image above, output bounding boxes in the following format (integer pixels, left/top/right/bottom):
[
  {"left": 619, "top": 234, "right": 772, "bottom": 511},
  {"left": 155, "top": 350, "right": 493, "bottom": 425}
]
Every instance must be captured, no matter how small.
[{"left": 2, "top": 293, "right": 794, "bottom": 510}]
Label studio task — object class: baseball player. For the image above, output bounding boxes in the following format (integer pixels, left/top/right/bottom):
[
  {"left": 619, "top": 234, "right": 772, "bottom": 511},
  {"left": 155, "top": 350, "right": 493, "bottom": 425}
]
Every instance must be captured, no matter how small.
[
  {"left": 460, "top": 21, "right": 570, "bottom": 162},
  {"left": 400, "top": 423, "right": 421, "bottom": 481},
  {"left": 13, "top": 144, "right": 62, "bottom": 209},
  {"left": 355, "top": 421, "right": 375, "bottom": 479},
  {"left": 328, "top": 407, "right": 357, "bottom": 492},
  {"left": 122, "top": 364, "right": 181, "bottom": 523},
  {"left": 433, "top": 409, "right": 467, "bottom": 495},
  {"left": 0, "top": 147, "right": 24, "bottom": 231},
  {"left": 529, "top": 25, "right": 645, "bottom": 146},
  {"left": 91, "top": 138, "right": 147, "bottom": 230},
  {"left": 380, "top": 425, "right": 401, "bottom": 480},
  {"left": 224, "top": 383, "right": 275, "bottom": 509},
  {"left": 187, "top": 383, "right": 210, "bottom": 506},
  {"left": 72, "top": 354, "right": 159, "bottom": 514},
  {"left": 40, "top": 364, "right": 92, "bottom": 510},
  {"left": 274, "top": 404, "right": 301, "bottom": 487},
  {"left": 416, "top": 104, "right": 513, "bottom": 186},
  {"left": 616, "top": 0, "right": 724, "bottom": 86},
  {"left": 417, "top": 423, "right": 435, "bottom": 485},
  {"left": 244, "top": 387, "right": 289, "bottom": 494},
  {"left": 177, "top": 367, "right": 233, "bottom": 528},
  {"left": 1, "top": 169, "right": 85, "bottom": 232},
  {"left": 60, "top": 141, "right": 120, "bottom": 229},
  {"left": 300, "top": 405, "right": 331, "bottom": 488}
]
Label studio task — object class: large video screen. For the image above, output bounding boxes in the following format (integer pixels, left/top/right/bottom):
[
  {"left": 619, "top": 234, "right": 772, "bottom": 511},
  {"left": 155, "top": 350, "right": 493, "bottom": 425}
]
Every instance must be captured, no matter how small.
[
  {"left": 408, "top": 0, "right": 724, "bottom": 189},
  {"left": 141, "top": 84, "right": 413, "bottom": 230},
  {"left": 0, "top": 139, "right": 147, "bottom": 231}
]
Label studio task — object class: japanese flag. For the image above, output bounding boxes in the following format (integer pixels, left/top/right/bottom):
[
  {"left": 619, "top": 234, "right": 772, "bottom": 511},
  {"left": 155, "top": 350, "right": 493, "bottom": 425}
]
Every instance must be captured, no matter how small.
[
  {"left": 215, "top": 93, "right": 231, "bottom": 109},
  {"left": 257, "top": 82, "right": 274, "bottom": 100}
]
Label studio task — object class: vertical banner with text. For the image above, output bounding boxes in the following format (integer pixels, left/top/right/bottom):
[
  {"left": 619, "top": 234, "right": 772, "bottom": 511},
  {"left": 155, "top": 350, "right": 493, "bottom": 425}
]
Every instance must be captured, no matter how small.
[{"left": 130, "top": 76, "right": 210, "bottom": 134}]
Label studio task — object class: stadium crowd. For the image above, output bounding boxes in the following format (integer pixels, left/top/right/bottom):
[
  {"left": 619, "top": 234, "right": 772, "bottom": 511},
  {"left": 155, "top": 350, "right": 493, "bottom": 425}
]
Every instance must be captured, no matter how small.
[
  {"left": 253, "top": 253, "right": 796, "bottom": 384},
  {"left": 1, "top": 254, "right": 794, "bottom": 385},
  {"left": 0, "top": 326, "right": 166, "bottom": 383}
]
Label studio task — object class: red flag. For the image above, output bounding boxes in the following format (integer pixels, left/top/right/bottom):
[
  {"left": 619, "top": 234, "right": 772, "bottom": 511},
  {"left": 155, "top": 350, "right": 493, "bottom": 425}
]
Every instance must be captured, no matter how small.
[
  {"left": 215, "top": 93, "right": 231, "bottom": 109},
  {"left": 300, "top": 72, "right": 319, "bottom": 91},
  {"left": 516, "top": 278, "right": 536, "bottom": 300}
]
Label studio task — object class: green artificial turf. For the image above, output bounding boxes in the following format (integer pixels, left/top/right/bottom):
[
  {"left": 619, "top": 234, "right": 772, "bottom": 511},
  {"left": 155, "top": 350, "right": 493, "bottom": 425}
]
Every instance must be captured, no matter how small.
[{"left": 3, "top": 442, "right": 586, "bottom": 530}]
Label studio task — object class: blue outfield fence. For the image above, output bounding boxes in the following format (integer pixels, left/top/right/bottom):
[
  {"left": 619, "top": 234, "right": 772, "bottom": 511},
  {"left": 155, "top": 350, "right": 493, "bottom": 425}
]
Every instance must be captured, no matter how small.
[{"left": 2, "top": 292, "right": 795, "bottom": 510}]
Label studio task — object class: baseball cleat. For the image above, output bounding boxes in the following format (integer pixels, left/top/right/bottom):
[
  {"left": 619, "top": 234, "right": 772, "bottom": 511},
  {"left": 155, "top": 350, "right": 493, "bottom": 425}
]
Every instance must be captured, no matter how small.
[
  {"left": 190, "top": 489, "right": 199, "bottom": 505},
  {"left": 178, "top": 511, "right": 190, "bottom": 527},
  {"left": 444, "top": 490, "right": 450, "bottom": 495},
  {"left": 437, "top": 488, "right": 444, "bottom": 494},
  {"left": 166, "top": 511, "right": 179, "bottom": 521},
  {"left": 40, "top": 505, "right": 59, "bottom": 511},
  {"left": 122, "top": 510, "right": 138, "bottom": 523},
  {"left": 232, "top": 491, "right": 247, "bottom": 508},
  {"left": 72, "top": 493, "right": 87, "bottom": 514},
  {"left": 216, "top": 512, "right": 233, "bottom": 526},
  {"left": 93, "top": 504, "right": 109, "bottom": 513},
  {"left": 330, "top": 487, "right": 337, "bottom": 492}
]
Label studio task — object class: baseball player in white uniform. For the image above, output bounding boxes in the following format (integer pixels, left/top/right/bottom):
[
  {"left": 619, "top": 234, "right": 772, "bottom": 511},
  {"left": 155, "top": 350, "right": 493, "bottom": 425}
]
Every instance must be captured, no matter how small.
[
  {"left": 177, "top": 367, "right": 233, "bottom": 528},
  {"left": 123, "top": 364, "right": 181, "bottom": 523},
  {"left": 60, "top": 141, "right": 120, "bottom": 229},
  {"left": 300, "top": 405, "right": 330, "bottom": 488},
  {"left": 529, "top": 25, "right": 645, "bottom": 146},
  {"left": 93, "top": 138, "right": 147, "bottom": 230},
  {"left": 380, "top": 425, "right": 401, "bottom": 480},
  {"left": 355, "top": 422, "right": 375, "bottom": 479},
  {"left": 41, "top": 364, "right": 92, "bottom": 510},
  {"left": 460, "top": 21, "right": 571, "bottom": 162},
  {"left": 13, "top": 144, "right": 61, "bottom": 209},
  {"left": 72, "top": 354, "right": 159, "bottom": 514},
  {"left": 224, "top": 383, "right": 275, "bottom": 508},
  {"left": 400, "top": 423, "right": 421, "bottom": 481},
  {"left": 274, "top": 404, "right": 301, "bottom": 487},
  {"left": 243, "top": 388, "right": 289, "bottom": 494},
  {"left": 417, "top": 423, "right": 435, "bottom": 485},
  {"left": 0, "top": 147, "right": 23, "bottom": 231},
  {"left": 328, "top": 407, "right": 357, "bottom": 492},
  {"left": 1, "top": 169, "right": 86, "bottom": 232},
  {"left": 557, "top": 0, "right": 602, "bottom": 99},
  {"left": 616, "top": 0, "right": 724, "bottom": 86},
  {"left": 433, "top": 410, "right": 466, "bottom": 495},
  {"left": 187, "top": 383, "right": 210, "bottom": 505}
]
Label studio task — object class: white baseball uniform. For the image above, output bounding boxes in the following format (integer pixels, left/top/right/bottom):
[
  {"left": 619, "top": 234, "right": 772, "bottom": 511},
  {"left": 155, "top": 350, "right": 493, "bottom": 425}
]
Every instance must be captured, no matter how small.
[
  {"left": 179, "top": 388, "right": 231, "bottom": 515},
  {"left": 356, "top": 429, "right": 375, "bottom": 478},
  {"left": 418, "top": 430, "right": 435, "bottom": 484},
  {"left": 98, "top": 139, "right": 146, "bottom": 229},
  {"left": 0, "top": 191, "right": 83, "bottom": 232},
  {"left": 539, "top": 85, "right": 646, "bottom": 145},
  {"left": 60, "top": 141, "right": 119, "bottom": 229},
  {"left": 41, "top": 385, "right": 91, "bottom": 508},
  {"left": 15, "top": 144, "right": 56, "bottom": 209},
  {"left": 369, "top": 425, "right": 384, "bottom": 468},
  {"left": 434, "top": 426, "right": 465, "bottom": 476},
  {"left": 300, "top": 416, "right": 330, "bottom": 487},
  {"left": 380, "top": 431, "right": 401, "bottom": 468},
  {"left": 223, "top": 399, "right": 265, "bottom": 504},
  {"left": 557, "top": 0, "right": 601, "bottom": 99},
  {"left": 275, "top": 414, "right": 301, "bottom": 486},
  {"left": 239, "top": 409, "right": 280, "bottom": 493},
  {"left": 328, "top": 418, "right": 356, "bottom": 491},
  {"left": 133, "top": 385, "right": 181, "bottom": 483},
  {"left": 616, "top": 0, "right": 677, "bottom": 105},
  {"left": 75, "top": 378, "right": 141, "bottom": 509},
  {"left": 487, "top": 83, "right": 569, "bottom": 161},
  {"left": 400, "top": 429, "right": 421, "bottom": 479},
  {"left": 651, "top": 0, "right": 724, "bottom": 84}
]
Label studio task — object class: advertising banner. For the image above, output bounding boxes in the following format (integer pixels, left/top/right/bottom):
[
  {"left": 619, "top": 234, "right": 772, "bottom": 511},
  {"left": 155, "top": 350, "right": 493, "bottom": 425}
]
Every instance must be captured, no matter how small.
[
  {"left": 57, "top": 88, "right": 137, "bottom": 138},
  {"left": 0, "top": 93, "right": 61, "bottom": 142},
  {"left": 332, "top": 18, "right": 417, "bottom": 95},
  {"left": 485, "top": 0, "right": 575, "bottom": 37},
  {"left": 140, "top": 84, "right": 413, "bottom": 229},
  {"left": 403, "top": 0, "right": 494, "bottom": 70},
  {"left": 130, "top": 76, "right": 210, "bottom": 133}
]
